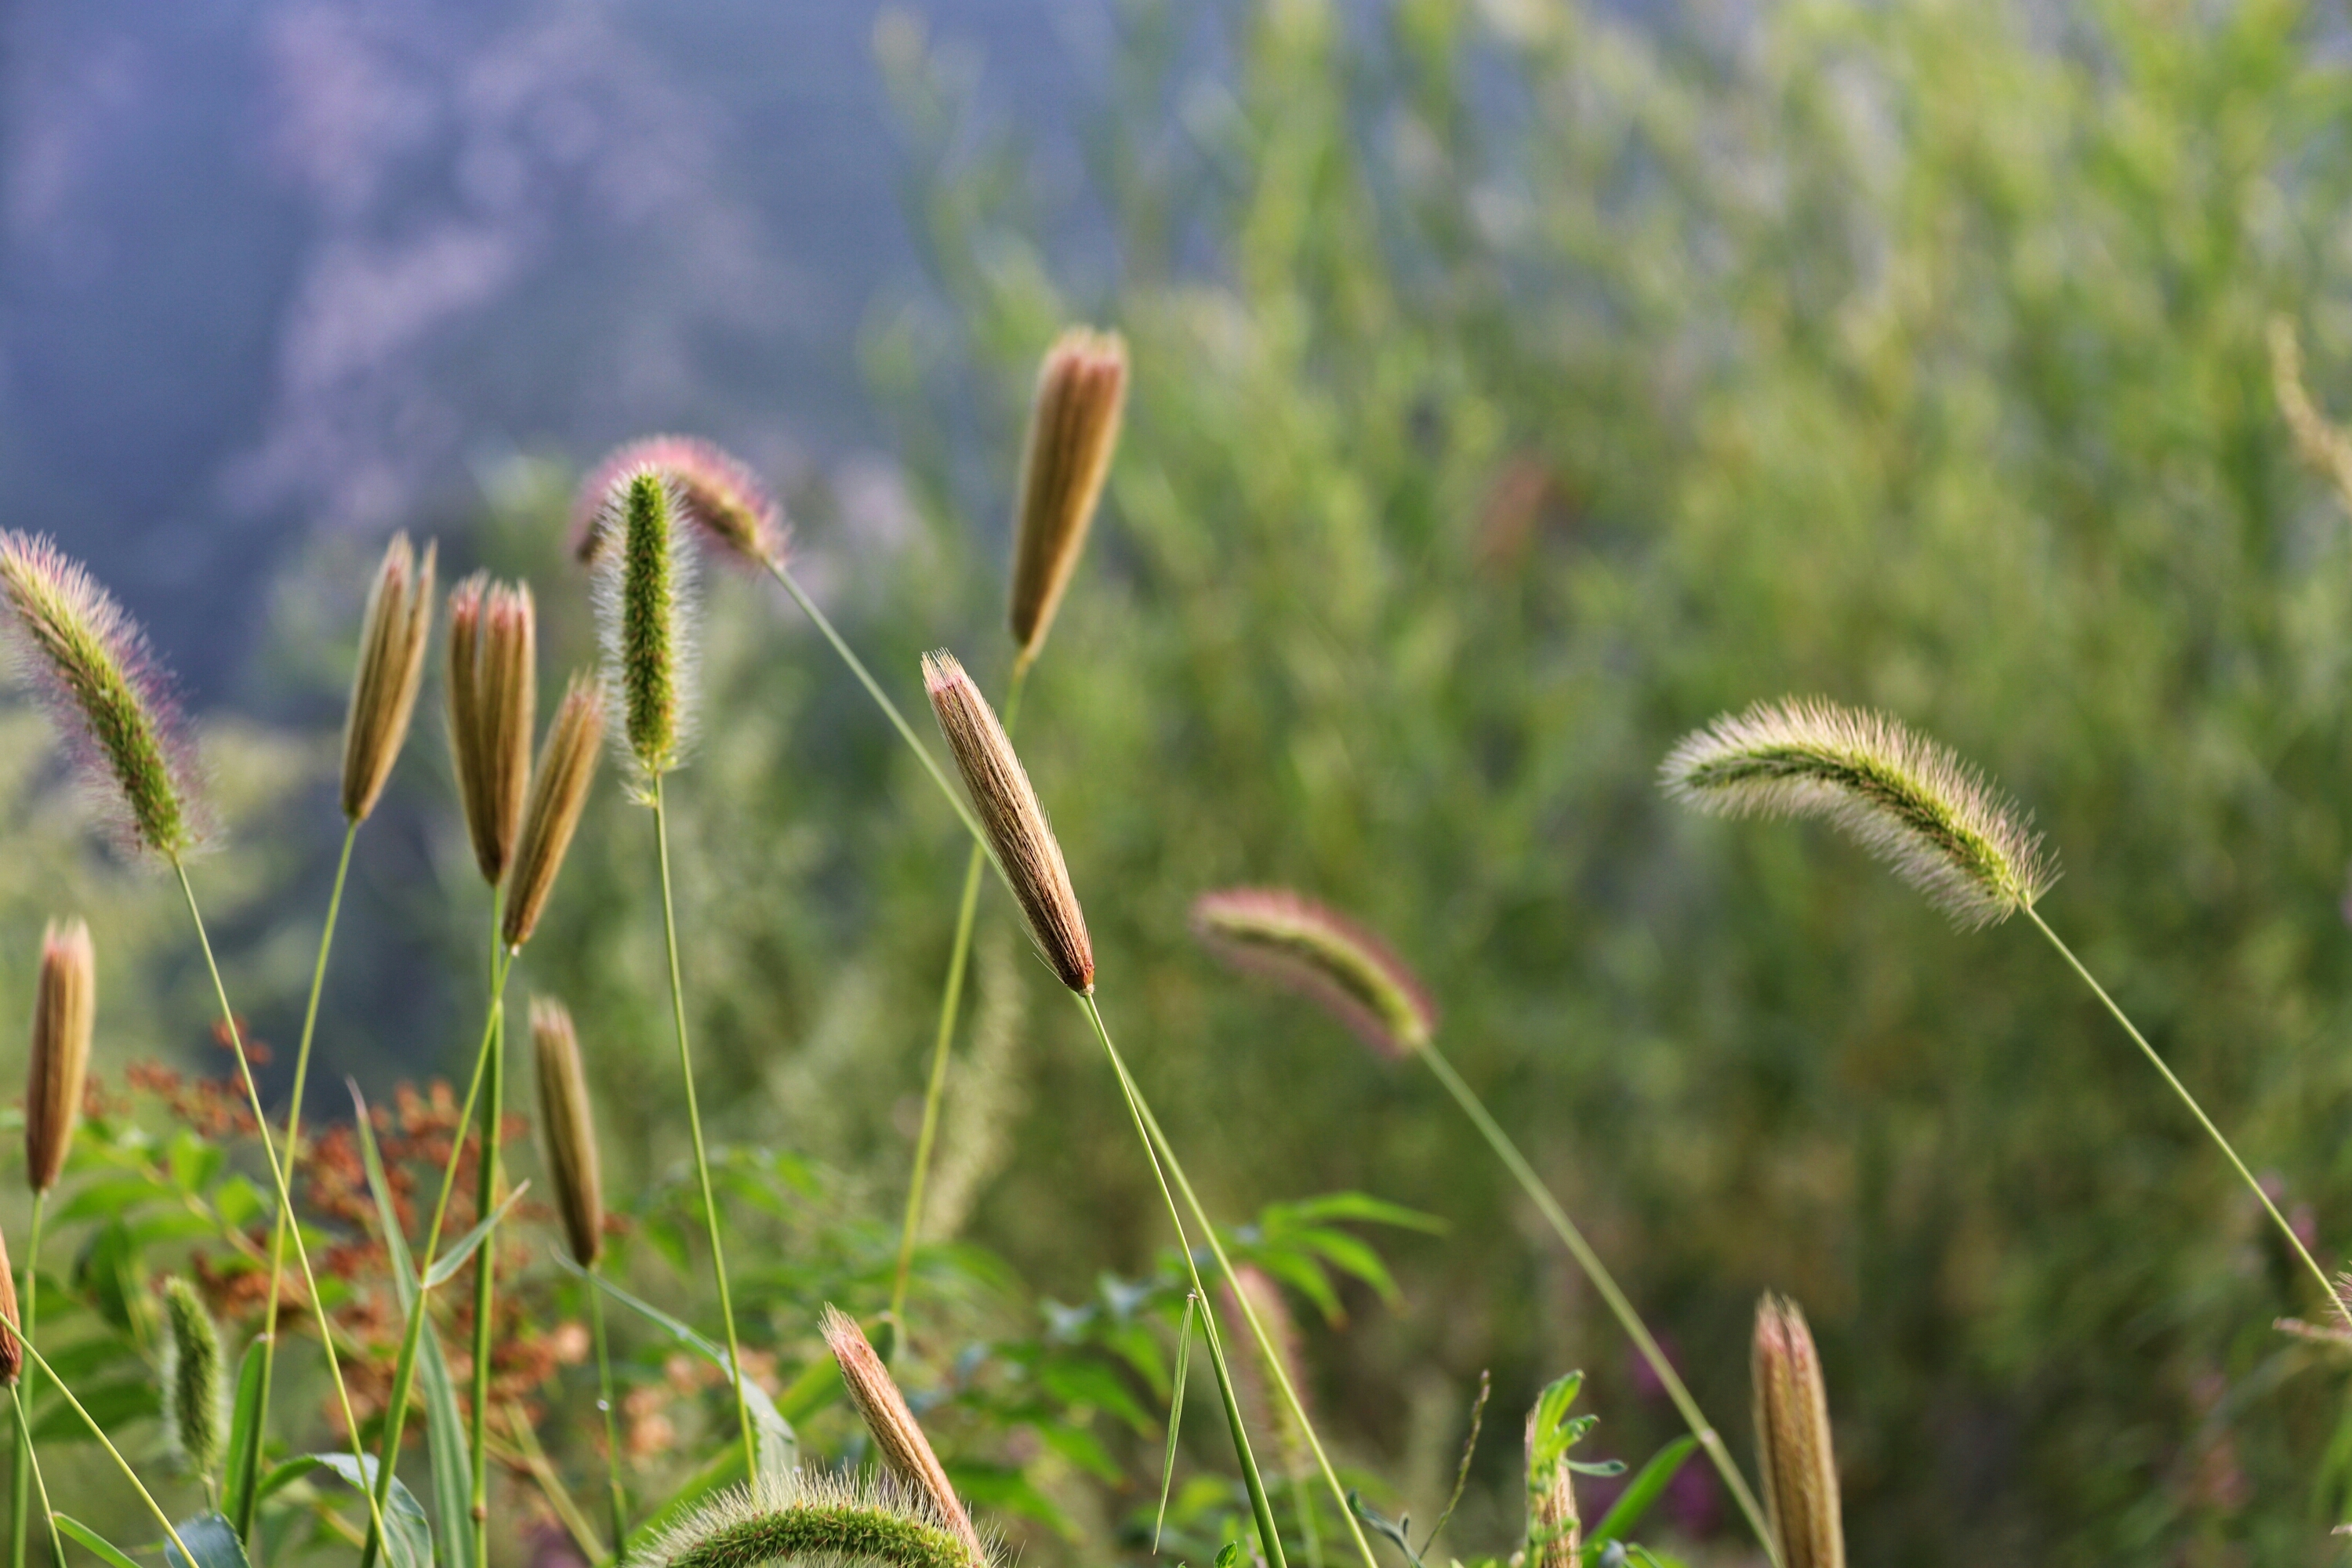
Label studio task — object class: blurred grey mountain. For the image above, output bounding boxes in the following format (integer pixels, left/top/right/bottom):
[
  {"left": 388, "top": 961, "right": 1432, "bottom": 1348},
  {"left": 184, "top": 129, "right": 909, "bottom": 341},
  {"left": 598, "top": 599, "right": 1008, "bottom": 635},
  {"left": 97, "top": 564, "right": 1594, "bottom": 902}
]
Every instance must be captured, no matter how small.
[{"left": 0, "top": 0, "right": 1111, "bottom": 699}]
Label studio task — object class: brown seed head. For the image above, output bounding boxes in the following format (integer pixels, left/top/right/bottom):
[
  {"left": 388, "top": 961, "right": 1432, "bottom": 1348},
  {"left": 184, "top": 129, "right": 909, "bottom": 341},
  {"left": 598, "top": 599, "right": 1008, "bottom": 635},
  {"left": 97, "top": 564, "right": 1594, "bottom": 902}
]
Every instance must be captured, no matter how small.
[
  {"left": 446, "top": 574, "right": 536, "bottom": 884},
  {"left": 1190, "top": 887, "right": 1436, "bottom": 1058},
  {"left": 0, "top": 532, "right": 202, "bottom": 858},
  {"left": 1753, "top": 1294, "right": 1845, "bottom": 1568},
  {"left": 1523, "top": 1403, "right": 1579, "bottom": 1568},
  {"left": 821, "top": 1305, "right": 986, "bottom": 1565},
  {"left": 503, "top": 673, "right": 606, "bottom": 951},
  {"left": 574, "top": 436, "right": 786, "bottom": 569},
  {"left": 531, "top": 996, "right": 604, "bottom": 1268},
  {"left": 340, "top": 534, "right": 437, "bottom": 822},
  {"left": 26, "top": 917, "right": 94, "bottom": 1195},
  {"left": 920, "top": 652, "right": 1093, "bottom": 993},
  {"left": 1007, "top": 328, "right": 1127, "bottom": 666},
  {"left": 0, "top": 1223, "right": 19, "bottom": 1385}
]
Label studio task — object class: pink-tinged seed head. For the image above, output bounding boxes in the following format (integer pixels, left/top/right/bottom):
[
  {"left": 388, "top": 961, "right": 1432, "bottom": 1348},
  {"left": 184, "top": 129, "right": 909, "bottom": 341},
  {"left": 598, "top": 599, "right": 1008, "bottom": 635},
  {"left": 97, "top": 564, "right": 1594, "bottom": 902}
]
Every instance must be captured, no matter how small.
[
  {"left": 1007, "top": 328, "right": 1127, "bottom": 666},
  {"left": 25, "top": 916, "right": 94, "bottom": 1195},
  {"left": 574, "top": 436, "right": 786, "bottom": 570},
  {"left": 1190, "top": 887, "right": 1436, "bottom": 1058}
]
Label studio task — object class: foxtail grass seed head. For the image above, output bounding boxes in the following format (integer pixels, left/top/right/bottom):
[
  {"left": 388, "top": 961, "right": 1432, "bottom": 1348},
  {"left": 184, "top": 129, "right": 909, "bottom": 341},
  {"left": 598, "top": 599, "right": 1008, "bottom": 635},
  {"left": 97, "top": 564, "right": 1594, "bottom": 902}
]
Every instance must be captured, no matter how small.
[
  {"left": 26, "top": 916, "right": 94, "bottom": 1195},
  {"left": 340, "top": 533, "right": 437, "bottom": 822},
  {"left": 1190, "top": 888, "right": 1436, "bottom": 1058},
  {"left": 502, "top": 673, "right": 606, "bottom": 951},
  {"left": 1219, "top": 1264, "right": 1314, "bottom": 1482},
  {"left": 1007, "top": 328, "right": 1127, "bottom": 666},
  {"left": 531, "top": 995, "right": 604, "bottom": 1268},
  {"left": 593, "top": 468, "right": 699, "bottom": 784},
  {"left": 447, "top": 574, "right": 537, "bottom": 884},
  {"left": 573, "top": 436, "right": 786, "bottom": 569},
  {"left": 639, "top": 1468, "right": 989, "bottom": 1568},
  {"left": 1753, "top": 1294, "right": 1844, "bottom": 1568},
  {"left": 822, "top": 1305, "right": 987, "bottom": 1563},
  {"left": 1523, "top": 1403, "right": 1580, "bottom": 1568},
  {"left": 0, "top": 532, "right": 201, "bottom": 858},
  {"left": 920, "top": 652, "right": 1093, "bottom": 993},
  {"left": 162, "top": 1276, "right": 226, "bottom": 1479},
  {"left": 1660, "top": 697, "right": 2054, "bottom": 928}
]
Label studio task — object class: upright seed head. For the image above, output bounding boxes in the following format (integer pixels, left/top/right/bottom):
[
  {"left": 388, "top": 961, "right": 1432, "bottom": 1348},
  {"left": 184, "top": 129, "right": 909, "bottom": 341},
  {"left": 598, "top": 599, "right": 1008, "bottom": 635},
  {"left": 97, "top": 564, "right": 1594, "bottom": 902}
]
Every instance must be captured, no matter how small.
[
  {"left": 530, "top": 996, "right": 605, "bottom": 1269},
  {"left": 1007, "top": 328, "right": 1128, "bottom": 666},
  {"left": 502, "top": 673, "right": 607, "bottom": 951},
  {"left": 0, "top": 1221, "right": 20, "bottom": 1385},
  {"left": 446, "top": 574, "right": 537, "bottom": 884},
  {"left": 573, "top": 436, "right": 786, "bottom": 569},
  {"left": 920, "top": 652, "right": 1093, "bottom": 993},
  {"left": 1523, "top": 1402, "right": 1580, "bottom": 1568},
  {"left": 593, "top": 468, "right": 699, "bottom": 785},
  {"left": 1190, "top": 887, "right": 1436, "bottom": 1058},
  {"left": 340, "top": 533, "right": 437, "bottom": 822},
  {"left": 639, "top": 1468, "right": 987, "bottom": 1568},
  {"left": 1752, "top": 1294, "right": 1845, "bottom": 1568},
  {"left": 1660, "top": 697, "right": 2055, "bottom": 928},
  {"left": 821, "top": 1305, "right": 987, "bottom": 1564},
  {"left": 162, "top": 1276, "right": 226, "bottom": 1479},
  {"left": 26, "top": 916, "right": 94, "bottom": 1195},
  {"left": 0, "top": 532, "right": 202, "bottom": 858}
]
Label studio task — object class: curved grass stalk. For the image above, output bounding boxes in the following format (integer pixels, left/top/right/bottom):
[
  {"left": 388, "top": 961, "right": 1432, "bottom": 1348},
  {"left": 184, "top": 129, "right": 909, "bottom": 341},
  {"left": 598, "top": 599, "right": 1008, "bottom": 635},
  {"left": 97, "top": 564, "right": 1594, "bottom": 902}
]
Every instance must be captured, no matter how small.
[{"left": 3, "top": 1323, "right": 195, "bottom": 1566}]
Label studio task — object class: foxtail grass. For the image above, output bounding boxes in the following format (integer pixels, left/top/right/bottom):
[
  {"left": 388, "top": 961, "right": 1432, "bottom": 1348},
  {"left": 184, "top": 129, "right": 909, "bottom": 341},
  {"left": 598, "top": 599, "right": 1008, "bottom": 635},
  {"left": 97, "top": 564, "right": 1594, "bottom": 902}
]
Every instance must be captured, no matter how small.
[
  {"left": 1751, "top": 1295, "right": 1843, "bottom": 1568},
  {"left": 1663, "top": 697, "right": 2350, "bottom": 1331},
  {"left": 637, "top": 1469, "right": 988, "bottom": 1568},
  {"left": 16, "top": 918, "right": 89, "bottom": 1568},
  {"left": 821, "top": 1308, "right": 987, "bottom": 1563},
  {"left": 161, "top": 1277, "right": 226, "bottom": 1489}
]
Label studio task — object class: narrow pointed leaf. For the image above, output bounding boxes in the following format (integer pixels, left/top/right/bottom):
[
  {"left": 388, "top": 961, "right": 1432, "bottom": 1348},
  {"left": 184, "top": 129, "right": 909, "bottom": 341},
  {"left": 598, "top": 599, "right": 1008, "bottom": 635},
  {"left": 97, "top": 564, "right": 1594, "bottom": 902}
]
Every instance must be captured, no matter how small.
[
  {"left": 1585, "top": 1437, "right": 1697, "bottom": 1550},
  {"left": 53, "top": 1516, "right": 146, "bottom": 1568},
  {"left": 419, "top": 1184, "right": 530, "bottom": 1291},
  {"left": 223, "top": 1338, "right": 269, "bottom": 1537},
  {"left": 1154, "top": 1294, "right": 1196, "bottom": 1551}
]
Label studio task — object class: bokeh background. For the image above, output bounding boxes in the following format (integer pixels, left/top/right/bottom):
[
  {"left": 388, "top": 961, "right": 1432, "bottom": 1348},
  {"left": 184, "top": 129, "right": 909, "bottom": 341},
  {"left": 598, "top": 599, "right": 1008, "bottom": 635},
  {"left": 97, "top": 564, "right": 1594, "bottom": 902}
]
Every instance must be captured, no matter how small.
[{"left": 10, "top": 0, "right": 2352, "bottom": 1563}]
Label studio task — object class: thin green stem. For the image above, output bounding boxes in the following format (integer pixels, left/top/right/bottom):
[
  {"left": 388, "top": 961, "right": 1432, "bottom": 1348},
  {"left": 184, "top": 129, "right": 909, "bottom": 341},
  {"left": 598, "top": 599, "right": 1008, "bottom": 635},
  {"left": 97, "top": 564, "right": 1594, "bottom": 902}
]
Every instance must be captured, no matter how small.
[
  {"left": 11, "top": 1384, "right": 61, "bottom": 1568},
  {"left": 470, "top": 900, "right": 505, "bottom": 1567},
  {"left": 651, "top": 773, "right": 758, "bottom": 1483},
  {"left": 171, "top": 859, "right": 388, "bottom": 1552},
  {"left": 1, "top": 1329, "right": 193, "bottom": 1568},
  {"left": 891, "top": 665, "right": 1029, "bottom": 1328},
  {"left": 10, "top": 1192, "right": 43, "bottom": 1568},
  {"left": 244, "top": 816, "right": 359, "bottom": 1541},
  {"left": 758, "top": 557, "right": 985, "bottom": 850},
  {"left": 1414, "top": 1040, "right": 1779, "bottom": 1566},
  {"left": 588, "top": 1272, "right": 626, "bottom": 1563},
  {"left": 2024, "top": 906, "right": 2350, "bottom": 1326},
  {"left": 360, "top": 943, "right": 514, "bottom": 1568},
  {"left": 1081, "top": 995, "right": 1368, "bottom": 1568},
  {"left": 1082, "top": 998, "right": 1285, "bottom": 1568}
]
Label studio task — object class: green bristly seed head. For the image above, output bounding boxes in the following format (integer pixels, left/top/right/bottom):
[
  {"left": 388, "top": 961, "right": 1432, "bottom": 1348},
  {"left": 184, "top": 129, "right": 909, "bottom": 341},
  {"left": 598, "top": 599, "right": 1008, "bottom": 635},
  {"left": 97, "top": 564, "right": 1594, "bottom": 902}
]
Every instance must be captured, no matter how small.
[
  {"left": 641, "top": 1470, "right": 990, "bottom": 1568},
  {"left": 162, "top": 1276, "right": 226, "bottom": 1479},
  {"left": 594, "top": 466, "right": 698, "bottom": 787},
  {"left": 1660, "top": 697, "right": 2054, "bottom": 929}
]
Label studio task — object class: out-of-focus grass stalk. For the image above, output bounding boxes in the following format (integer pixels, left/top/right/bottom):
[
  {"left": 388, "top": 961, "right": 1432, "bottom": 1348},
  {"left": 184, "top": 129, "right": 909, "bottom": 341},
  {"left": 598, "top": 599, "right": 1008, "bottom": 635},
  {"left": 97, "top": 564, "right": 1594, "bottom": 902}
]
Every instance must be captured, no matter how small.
[
  {"left": 471, "top": 905, "right": 505, "bottom": 1568},
  {"left": 9, "top": 1193, "right": 44, "bottom": 1568}
]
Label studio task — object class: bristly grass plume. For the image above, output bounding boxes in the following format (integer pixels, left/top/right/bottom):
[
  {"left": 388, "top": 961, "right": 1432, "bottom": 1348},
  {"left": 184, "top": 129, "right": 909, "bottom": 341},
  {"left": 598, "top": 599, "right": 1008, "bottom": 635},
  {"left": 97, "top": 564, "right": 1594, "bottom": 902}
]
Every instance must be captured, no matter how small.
[
  {"left": 920, "top": 652, "right": 1093, "bottom": 993},
  {"left": 638, "top": 1468, "right": 990, "bottom": 1568},
  {"left": 531, "top": 996, "right": 604, "bottom": 1269},
  {"left": 1752, "top": 1295, "right": 1843, "bottom": 1568},
  {"left": 1661, "top": 697, "right": 2053, "bottom": 927},
  {"left": 24, "top": 918, "right": 93, "bottom": 1196},
  {"left": 1191, "top": 887, "right": 1436, "bottom": 1058},
  {"left": 161, "top": 1277, "right": 225, "bottom": 1481},
  {"left": 446, "top": 573, "right": 536, "bottom": 884},
  {"left": 574, "top": 436, "right": 786, "bottom": 570},
  {"left": 502, "top": 673, "right": 605, "bottom": 951},
  {"left": 821, "top": 1306, "right": 988, "bottom": 1565},
  {"left": 594, "top": 468, "right": 699, "bottom": 786},
  {"left": 0, "top": 532, "right": 201, "bottom": 858},
  {"left": 1008, "top": 327, "right": 1128, "bottom": 667},
  {"left": 340, "top": 533, "right": 436, "bottom": 824}
]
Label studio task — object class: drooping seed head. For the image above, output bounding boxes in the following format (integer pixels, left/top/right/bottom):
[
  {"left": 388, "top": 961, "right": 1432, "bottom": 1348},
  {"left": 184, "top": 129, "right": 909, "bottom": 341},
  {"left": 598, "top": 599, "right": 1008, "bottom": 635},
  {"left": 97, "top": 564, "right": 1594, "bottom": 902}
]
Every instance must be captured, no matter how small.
[
  {"left": 340, "top": 533, "right": 437, "bottom": 822},
  {"left": 1660, "top": 697, "right": 2054, "bottom": 928},
  {"left": 1752, "top": 1294, "right": 1845, "bottom": 1568},
  {"left": 920, "top": 652, "right": 1093, "bottom": 993},
  {"left": 639, "top": 1468, "right": 990, "bottom": 1568},
  {"left": 26, "top": 916, "right": 94, "bottom": 1195},
  {"left": 162, "top": 1276, "right": 227, "bottom": 1479},
  {"left": 0, "top": 1221, "right": 20, "bottom": 1385},
  {"left": 593, "top": 468, "right": 699, "bottom": 785},
  {"left": 531, "top": 995, "right": 604, "bottom": 1268},
  {"left": 1523, "top": 1399, "right": 1580, "bottom": 1568},
  {"left": 1190, "top": 887, "right": 1436, "bottom": 1058},
  {"left": 1007, "top": 328, "right": 1127, "bottom": 666},
  {"left": 0, "top": 532, "right": 202, "bottom": 858},
  {"left": 446, "top": 574, "right": 537, "bottom": 884},
  {"left": 573, "top": 436, "right": 786, "bottom": 570},
  {"left": 821, "top": 1305, "right": 987, "bottom": 1564},
  {"left": 502, "top": 673, "right": 606, "bottom": 951}
]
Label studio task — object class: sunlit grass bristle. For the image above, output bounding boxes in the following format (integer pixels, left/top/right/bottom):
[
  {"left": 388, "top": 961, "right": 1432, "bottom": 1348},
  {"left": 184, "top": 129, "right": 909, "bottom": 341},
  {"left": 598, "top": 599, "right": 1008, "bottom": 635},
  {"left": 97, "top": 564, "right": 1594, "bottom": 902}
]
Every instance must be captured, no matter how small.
[
  {"left": 162, "top": 1276, "right": 225, "bottom": 1479},
  {"left": 1752, "top": 1294, "right": 1844, "bottom": 1568},
  {"left": 340, "top": 532, "right": 436, "bottom": 823},
  {"left": 1007, "top": 327, "right": 1128, "bottom": 666},
  {"left": 637, "top": 1468, "right": 992, "bottom": 1568},
  {"left": 1661, "top": 697, "right": 2053, "bottom": 928},
  {"left": 573, "top": 435, "right": 786, "bottom": 570},
  {"left": 594, "top": 468, "right": 699, "bottom": 784},
  {"left": 0, "top": 531, "right": 202, "bottom": 857},
  {"left": 820, "top": 1305, "right": 987, "bottom": 1563},
  {"left": 531, "top": 996, "right": 604, "bottom": 1269},
  {"left": 446, "top": 573, "right": 537, "bottom": 884},
  {"left": 25, "top": 916, "right": 93, "bottom": 1196},
  {"left": 920, "top": 652, "right": 1093, "bottom": 993},
  {"left": 501, "top": 673, "right": 605, "bottom": 952},
  {"left": 1190, "top": 887, "right": 1436, "bottom": 1058}
]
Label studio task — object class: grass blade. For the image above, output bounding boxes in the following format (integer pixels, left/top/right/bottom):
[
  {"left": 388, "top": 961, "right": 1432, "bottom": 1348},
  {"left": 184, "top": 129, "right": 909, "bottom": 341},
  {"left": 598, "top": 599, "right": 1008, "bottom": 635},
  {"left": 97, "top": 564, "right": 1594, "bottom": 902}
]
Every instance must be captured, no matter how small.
[
  {"left": 1154, "top": 1294, "right": 1197, "bottom": 1552},
  {"left": 52, "top": 1517, "right": 143, "bottom": 1568},
  {"left": 221, "top": 1340, "right": 268, "bottom": 1540},
  {"left": 1585, "top": 1437, "right": 1697, "bottom": 1552},
  {"left": 419, "top": 1186, "right": 529, "bottom": 1292}
]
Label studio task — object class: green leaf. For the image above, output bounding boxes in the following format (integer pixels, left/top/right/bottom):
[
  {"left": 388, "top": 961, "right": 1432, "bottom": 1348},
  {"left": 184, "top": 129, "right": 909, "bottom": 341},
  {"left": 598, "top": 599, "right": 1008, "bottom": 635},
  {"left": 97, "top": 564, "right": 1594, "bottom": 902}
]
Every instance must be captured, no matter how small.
[
  {"left": 1291, "top": 1228, "right": 1401, "bottom": 1304},
  {"left": 54, "top": 1515, "right": 146, "bottom": 1568},
  {"left": 162, "top": 1514, "right": 250, "bottom": 1568},
  {"left": 165, "top": 1134, "right": 225, "bottom": 1196},
  {"left": 72, "top": 1223, "right": 151, "bottom": 1346},
  {"left": 31, "top": 1376, "right": 158, "bottom": 1443},
  {"left": 1155, "top": 1295, "right": 1196, "bottom": 1551},
  {"left": 418, "top": 1185, "right": 529, "bottom": 1291},
  {"left": 223, "top": 1337, "right": 269, "bottom": 1537},
  {"left": 212, "top": 1179, "right": 265, "bottom": 1231},
  {"left": 1036, "top": 1355, "right": 1152, "bottom": 1433},
  {"left": 1585, "top": 1437, "right": 1696, "bottom": 1552},
  {"left": 1265, "top": 1194, "right": 1445, "bottom": 1233},
  {"left": 53, "top": 1178, "right": 172, "bottom": 1226},
  {"left": 278, "top": 1454, "right": 434, "bottom": 1568}
]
